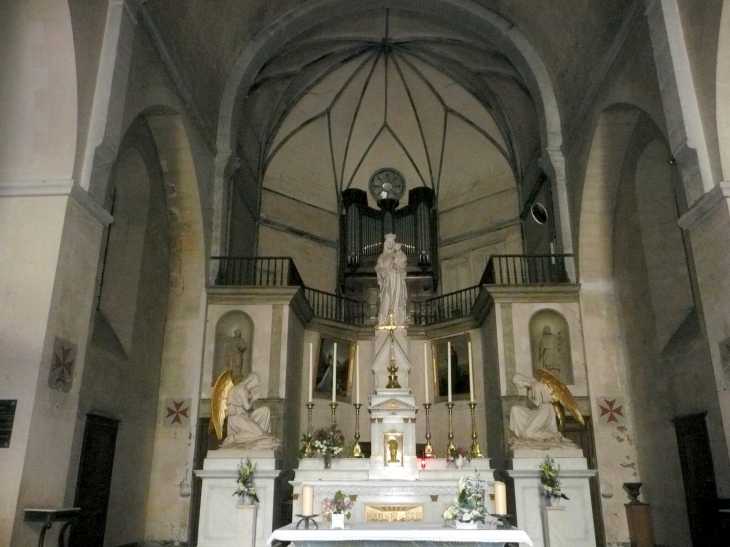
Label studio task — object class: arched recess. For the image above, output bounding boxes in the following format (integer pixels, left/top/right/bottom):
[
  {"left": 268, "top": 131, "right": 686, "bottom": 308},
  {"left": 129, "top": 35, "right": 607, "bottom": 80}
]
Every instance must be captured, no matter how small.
[
  {"left": 718, "top": 0, "right": 730, "bottom": 179},
  {"left": 212, "top": 311, "right": 255, "bottom": 383},
  {"left": 212, "top": 0, "right": 570, "bottom": 267}
]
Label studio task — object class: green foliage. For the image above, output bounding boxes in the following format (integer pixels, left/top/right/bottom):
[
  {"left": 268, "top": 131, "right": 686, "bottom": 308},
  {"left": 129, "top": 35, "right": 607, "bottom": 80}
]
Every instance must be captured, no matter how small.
[{"left": 539, "top": 456, "right": 569, "bottom": 500}]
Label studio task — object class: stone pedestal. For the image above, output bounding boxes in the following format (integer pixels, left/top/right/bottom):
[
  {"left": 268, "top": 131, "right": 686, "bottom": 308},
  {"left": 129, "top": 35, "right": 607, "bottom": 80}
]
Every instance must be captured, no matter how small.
[
  {"left": 236, "top": 504, "right": 258, "bottom": 547},
  {"left": 624, "top": 503, "right": 655, "bottom": 547},
  {"left": 507, "top": 450, "right": 596, "bottom": 547},
  {"left": 195, "top": 450, "right": 281, "bottom": 547},
  {"left": 541, "top": 505, "right": 567, "bottom": 547}
]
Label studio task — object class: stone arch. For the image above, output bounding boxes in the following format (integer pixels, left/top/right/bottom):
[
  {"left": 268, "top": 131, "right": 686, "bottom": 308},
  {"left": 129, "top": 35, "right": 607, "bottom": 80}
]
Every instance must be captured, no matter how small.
[
  {"left": 528, "top": 309, "right": 573, "bottom": 384},
  {"left": 718, "top": 0, "right": 730, "bottom": 179},
  {"left": 212, "top": 311, "right": 255, "bottom": 383},
  {"left": 212, "top": 0, "right": 569, "bottom": 261}
]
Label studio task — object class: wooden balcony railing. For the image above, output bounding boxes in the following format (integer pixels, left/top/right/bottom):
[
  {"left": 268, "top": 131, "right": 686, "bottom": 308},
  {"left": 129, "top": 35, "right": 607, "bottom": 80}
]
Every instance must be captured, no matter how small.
[
  {"left": 413, "top": 285, "right": 482, "bottom": 326},
  {"left": 481, "top": 255, "right": 573, "bottom": 285},
  {"left": 304, "top": 288, "right": 367, "bottom": 326},
  {"left": 212, "top": 257, "right": 303, "bottom": 287}
]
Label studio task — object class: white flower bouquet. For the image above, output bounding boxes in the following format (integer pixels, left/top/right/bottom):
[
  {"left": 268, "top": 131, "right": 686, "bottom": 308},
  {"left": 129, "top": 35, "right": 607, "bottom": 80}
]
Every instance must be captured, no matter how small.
[{"left": 442, "top": 472, "right": 487, "bottom": 524}]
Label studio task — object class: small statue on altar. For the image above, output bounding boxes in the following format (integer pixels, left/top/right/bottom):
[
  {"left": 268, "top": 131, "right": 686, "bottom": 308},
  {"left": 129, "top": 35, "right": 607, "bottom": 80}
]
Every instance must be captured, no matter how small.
[
  {"left": 210, "top": 370, "right": 281, "bottom": 450},
  {"left": 376, "top": 234, "right": 408, "bottom": 326},
  {"left": 509, "top": 369, "right": 584, "bottom": 450},
  {"left": 387, "top": 439, "right": 400, "bottom": 463}
]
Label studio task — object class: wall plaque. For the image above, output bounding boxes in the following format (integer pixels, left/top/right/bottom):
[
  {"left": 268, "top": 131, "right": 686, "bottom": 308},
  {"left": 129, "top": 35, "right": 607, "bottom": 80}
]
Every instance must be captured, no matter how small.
[{"left": 0, "top": 399, "right": 17, "bottom": 448}]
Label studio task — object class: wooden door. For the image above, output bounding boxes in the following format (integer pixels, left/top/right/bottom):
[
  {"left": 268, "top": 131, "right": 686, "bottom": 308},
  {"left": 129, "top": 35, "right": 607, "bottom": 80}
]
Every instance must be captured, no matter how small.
[
  {"left": 673, "top": 412, "right": 718, "bottom": 546},
  {"left": 563, "top": 416, "right": 606, "bottom": 547},
  {"left": 70, "top": 414, "right": 119, "bottom": 546}
]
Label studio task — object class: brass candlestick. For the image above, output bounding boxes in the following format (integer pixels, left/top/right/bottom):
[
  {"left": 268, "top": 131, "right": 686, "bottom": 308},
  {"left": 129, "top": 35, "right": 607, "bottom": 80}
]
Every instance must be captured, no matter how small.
[
  {"left": 468, "top": 402, "right": 484, "bottom": 458},
  {"left": 329, "top": 402, "right": 338, "bottom": 424},
  {"left": 304, "top": 402, "right": 315, "bottom": 457},
  {"left": 423, "top": 403, "right": 435, "bottom": 457},
  {"left": 446, "top": 402, "right": 455, "bottom": 455},
  {"left": 351, "top": 403, "right": 363, "bottom": 457}
]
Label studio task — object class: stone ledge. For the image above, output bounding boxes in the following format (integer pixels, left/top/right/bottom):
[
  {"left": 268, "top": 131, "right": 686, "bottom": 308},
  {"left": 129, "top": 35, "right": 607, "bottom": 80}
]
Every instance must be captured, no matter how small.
[{"left": 678, "top": 181, "right": 730, "bottom": 230}]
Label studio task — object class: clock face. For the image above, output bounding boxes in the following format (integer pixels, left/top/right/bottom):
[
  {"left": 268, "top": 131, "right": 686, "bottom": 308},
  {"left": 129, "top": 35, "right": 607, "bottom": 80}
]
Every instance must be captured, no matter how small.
[{"left": 369, "top": 168, "right": 405, "bottom": 201}]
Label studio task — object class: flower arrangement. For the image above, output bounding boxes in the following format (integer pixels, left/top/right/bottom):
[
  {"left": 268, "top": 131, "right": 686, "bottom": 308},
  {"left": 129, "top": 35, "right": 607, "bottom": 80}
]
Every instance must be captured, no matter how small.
[
  {"left": 539, "top": 456, "right": 569, "bottom": 501},
  {"left": 448, "top": 446, "right": 472, "bottom": 463},
  {"left": 442, "top": 472, "right": 487, "bottom": 524},
  {"left": 312, "top": 424, "right": 345, "bottom": 467},
  {"left": 321, "top": 490, "right": 354, "bottom": 520},
  {"left": 234, "top": 457, "right": 259, "bottom": 503}
]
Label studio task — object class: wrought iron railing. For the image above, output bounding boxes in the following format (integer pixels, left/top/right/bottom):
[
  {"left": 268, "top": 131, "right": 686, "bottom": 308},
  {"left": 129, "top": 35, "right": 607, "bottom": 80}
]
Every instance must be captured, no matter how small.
[
  {"left": 413, "top": 285, "right": 482, "bottom": 326},
  {"left": 481, "top": 255, "right": 572, "bottom": 285},
  {"left": 304, "top": 288, "right": 367, "bottom": 326},
  {"left": 212, "top": 257, "right": 303, "bottom": 287}
]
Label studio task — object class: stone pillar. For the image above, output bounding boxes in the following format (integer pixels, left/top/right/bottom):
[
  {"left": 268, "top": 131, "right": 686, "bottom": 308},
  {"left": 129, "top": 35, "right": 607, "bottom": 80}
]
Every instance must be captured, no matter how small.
[
  {"left": 236, "top": 504, "right": 258, "bottom": 547},
  {"left": 541, "top": 505, "right": 567, "bottom": 547},
  {"left": 624, "top": 503, "right": 655, "bottom": 547}
]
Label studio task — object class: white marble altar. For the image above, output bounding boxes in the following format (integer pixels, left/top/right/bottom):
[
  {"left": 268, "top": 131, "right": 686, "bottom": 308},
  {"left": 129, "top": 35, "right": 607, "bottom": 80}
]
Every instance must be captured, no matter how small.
[
  {"left": 195, "top": 450, "right": 281, "bottom": 547},
  {"left": 268, "top": 521, "right": 534, "bottom": 545},
  {"left": 507, "top": 451, "right": 596, "bottom": 547}
]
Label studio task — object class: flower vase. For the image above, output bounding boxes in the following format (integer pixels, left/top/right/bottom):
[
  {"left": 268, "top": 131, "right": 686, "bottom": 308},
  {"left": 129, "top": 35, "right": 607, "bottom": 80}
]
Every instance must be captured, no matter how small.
[
  {"left": 331, "top": 513, "right": 345, "bottom": 529},
  {"left": 455, "top": 455, "right": 464, "bottom": 469},
  {"left": 455, "top": 520, "right": 477, "bottom": 529},
  {"left": 323, "top": 454, "right": 332, "bottom": 469},
  {"left": 544, "top": 496, "right": 561, "bottom": 507},
  {"left": 239, "top": 494, "right": 254, "bottom": 505}
]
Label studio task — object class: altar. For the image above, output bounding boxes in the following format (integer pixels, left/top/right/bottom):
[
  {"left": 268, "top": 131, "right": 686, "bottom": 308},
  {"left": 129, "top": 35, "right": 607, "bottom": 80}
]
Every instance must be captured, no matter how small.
[{"left": 267, "top": 522, "right": 533, "bottom": 546}]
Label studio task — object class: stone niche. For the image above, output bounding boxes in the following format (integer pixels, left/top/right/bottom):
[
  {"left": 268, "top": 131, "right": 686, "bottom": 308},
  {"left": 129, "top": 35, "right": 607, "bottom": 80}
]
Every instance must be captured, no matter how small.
[
  {"left": 212, "top": 310, "right": 254, "bottom": 383},
  {"left": 529, "top": 308, "right": 573, "bottom": 384}
]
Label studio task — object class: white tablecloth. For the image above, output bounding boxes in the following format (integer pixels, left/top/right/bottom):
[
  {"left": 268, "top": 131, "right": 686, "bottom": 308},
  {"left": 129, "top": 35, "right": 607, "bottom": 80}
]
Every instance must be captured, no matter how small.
[{"left": 268, "top": 522, "right": 532, "bottom": 546}]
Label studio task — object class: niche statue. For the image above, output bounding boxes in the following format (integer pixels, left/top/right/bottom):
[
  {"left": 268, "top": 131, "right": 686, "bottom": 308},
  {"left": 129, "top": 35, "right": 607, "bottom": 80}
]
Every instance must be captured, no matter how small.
[{"left": 210, "top": 370, "right": 281, "bottom": 450}]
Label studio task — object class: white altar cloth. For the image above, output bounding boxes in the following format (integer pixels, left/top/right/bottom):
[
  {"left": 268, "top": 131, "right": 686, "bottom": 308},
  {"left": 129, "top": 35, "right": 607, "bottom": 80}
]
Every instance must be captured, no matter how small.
[{"left": 267, "top": 522, "right": 533, "bottom": 545}]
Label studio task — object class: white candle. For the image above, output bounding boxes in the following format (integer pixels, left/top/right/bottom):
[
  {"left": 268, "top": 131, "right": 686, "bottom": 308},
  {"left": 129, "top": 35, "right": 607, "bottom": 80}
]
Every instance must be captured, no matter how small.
[
  {"left": 356, "top": 344, "right": 360, "bottom": 405},
  {"left": 447, "top": 341, "right": 452, "bottom": 403},
  {"left": 494, "top": 481, "right": 507, "bottom": 515},
  {"left": 424, "top": 342, "right": 429, "bottom": 404},
  {"left": 301, "top": 484, "right": 314, "bottom": 516},
  {"left": 332, "top": 342, "right": 337, "bottom": 403},
  {"left": 308, "top": 343, "right": 313, "bottom": 403},
  {"left": 468, "top": 340, "right": 474, "bottom": 403}
]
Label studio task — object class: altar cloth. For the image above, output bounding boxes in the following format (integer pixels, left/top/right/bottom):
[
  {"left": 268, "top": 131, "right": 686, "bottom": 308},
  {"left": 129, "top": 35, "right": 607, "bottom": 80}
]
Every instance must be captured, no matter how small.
[{"left": 267, "top": 522, "right": 532, "bottom": 546}]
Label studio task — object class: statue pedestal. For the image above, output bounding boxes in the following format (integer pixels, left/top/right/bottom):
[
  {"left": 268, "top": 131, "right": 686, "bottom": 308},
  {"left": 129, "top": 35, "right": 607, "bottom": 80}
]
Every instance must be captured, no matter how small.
[
  {"left": 541, "top": 505, "right": 566, "bottom": 547},
  {"left": 625, "top": 503, "right": 655, "bottom": 547},
  {"left": 507, "top": 451, "right": 596, "bottom": 547},
  {"left": 236, "top": 504, "right": 258, "bottom": 547},
  {"left": 195, "top": 451, "right": 281, "bottom": 547}
]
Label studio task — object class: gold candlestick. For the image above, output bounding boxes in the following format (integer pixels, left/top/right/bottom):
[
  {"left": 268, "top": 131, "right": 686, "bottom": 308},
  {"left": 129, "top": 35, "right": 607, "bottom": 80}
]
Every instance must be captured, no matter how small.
[
  {"left": 446, "top": 402, "right": 455, "bottom": 455},
  {"left": 468, "top": 402, "right": 484, "bottom": 458},
  {"left": 351, "top": 403, "right": 363, "bottom": 457},
  {"left": 330, "top": 402, "right": 338, "bottom": 424},
  {"left": 423, "top": 403, "right": 435, "bottom": 457},
  {"left": 304, "top": 402, "right": 315, "bottom": 457}
]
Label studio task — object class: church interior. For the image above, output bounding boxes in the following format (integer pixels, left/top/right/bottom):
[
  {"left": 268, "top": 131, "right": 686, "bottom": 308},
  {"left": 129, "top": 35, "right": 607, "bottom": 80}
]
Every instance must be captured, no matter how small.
[{"left": 2, "top": 1, "right": 730, "bottom": 546}]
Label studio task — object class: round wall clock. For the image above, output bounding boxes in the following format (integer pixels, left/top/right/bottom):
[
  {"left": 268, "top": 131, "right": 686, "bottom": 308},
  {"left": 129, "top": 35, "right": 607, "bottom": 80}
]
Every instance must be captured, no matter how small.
[{"left": 369, "top": 168, "right": 406, "bottom": 201}]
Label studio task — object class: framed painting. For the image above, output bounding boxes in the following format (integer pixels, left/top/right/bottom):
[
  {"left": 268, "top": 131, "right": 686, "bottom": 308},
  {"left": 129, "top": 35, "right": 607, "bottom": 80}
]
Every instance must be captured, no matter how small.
[
  {"left": 313, "top": 336, "right": 356, "bottom": 403},
  {"left": 431, "top": 333, "right": 471, "bottom": 403}
]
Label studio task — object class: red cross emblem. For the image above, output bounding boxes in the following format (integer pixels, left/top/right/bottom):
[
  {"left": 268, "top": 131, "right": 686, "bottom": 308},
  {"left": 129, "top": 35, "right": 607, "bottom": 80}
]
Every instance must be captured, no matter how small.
[
  {"left": 165, "top": 399, "right": 190, "bottom": 425},
  {"left": 599, "top": 398, "right": 624, "bottom": 423}
]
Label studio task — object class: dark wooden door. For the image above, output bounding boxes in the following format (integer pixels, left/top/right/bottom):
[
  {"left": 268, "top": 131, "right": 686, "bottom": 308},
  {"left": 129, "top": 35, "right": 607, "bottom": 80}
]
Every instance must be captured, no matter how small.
[
  {"left": 70, "top": 414, "right": 119, "bottom": 546},
  {"left": 673, "top": 412, "right": 718, "bottom": 546},
  {"left": 563, "top": 416, "right": 606, "bottom": 547}
]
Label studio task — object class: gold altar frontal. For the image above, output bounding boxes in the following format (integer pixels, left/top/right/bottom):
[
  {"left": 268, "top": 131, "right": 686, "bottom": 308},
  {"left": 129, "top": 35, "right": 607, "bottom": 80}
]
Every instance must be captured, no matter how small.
[{"left": 365, "top": 505, "right": 423, "bottom": 522}]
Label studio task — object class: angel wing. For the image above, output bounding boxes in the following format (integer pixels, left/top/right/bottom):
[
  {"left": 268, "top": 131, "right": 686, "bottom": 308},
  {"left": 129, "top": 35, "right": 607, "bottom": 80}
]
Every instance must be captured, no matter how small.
[
  {"left": 534, "top": 368, "right": 585, "bottom": 426},
  {"left": 210, "top": 369, "right": 235, "bottom": 440}
]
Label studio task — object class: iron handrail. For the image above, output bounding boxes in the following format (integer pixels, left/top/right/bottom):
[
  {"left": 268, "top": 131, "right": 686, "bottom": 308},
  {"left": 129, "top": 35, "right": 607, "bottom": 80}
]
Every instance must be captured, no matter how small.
[{"left": 481, "top": 254, "right": 573, "bottom": 285}]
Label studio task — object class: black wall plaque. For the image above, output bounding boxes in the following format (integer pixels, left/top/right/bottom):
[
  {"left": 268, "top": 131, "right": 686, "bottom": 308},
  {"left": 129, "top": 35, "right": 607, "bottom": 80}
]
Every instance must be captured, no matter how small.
[{"left": 0, "top": 400, "right": 17, "bottom": 448}]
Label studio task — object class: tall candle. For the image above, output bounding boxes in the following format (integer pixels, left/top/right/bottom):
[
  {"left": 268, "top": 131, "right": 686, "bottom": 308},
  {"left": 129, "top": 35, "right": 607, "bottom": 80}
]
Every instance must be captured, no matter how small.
[
  {"left": 301, "top": 484, "right": 314, "bottom": 516},
  {"left": 308, "top": 343, "right": 313, "bottom": 403},
  {"left": 332, "top": 342, "right": 337, "bottom": 402},
  {"left": 423, "top": 342, "right": 429, "bottom": 404},
  {"left": 356, "top": 344, "right": 360, "bottom": 405},
  {"left": 493, "top": 481, "right": 507, "bottom": 515},
  {"left": 447, "top": 341, "right": 452, "bottom": 403},
  {"left": 468, "top": 340, "right": 474, "bottom": 403}
]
